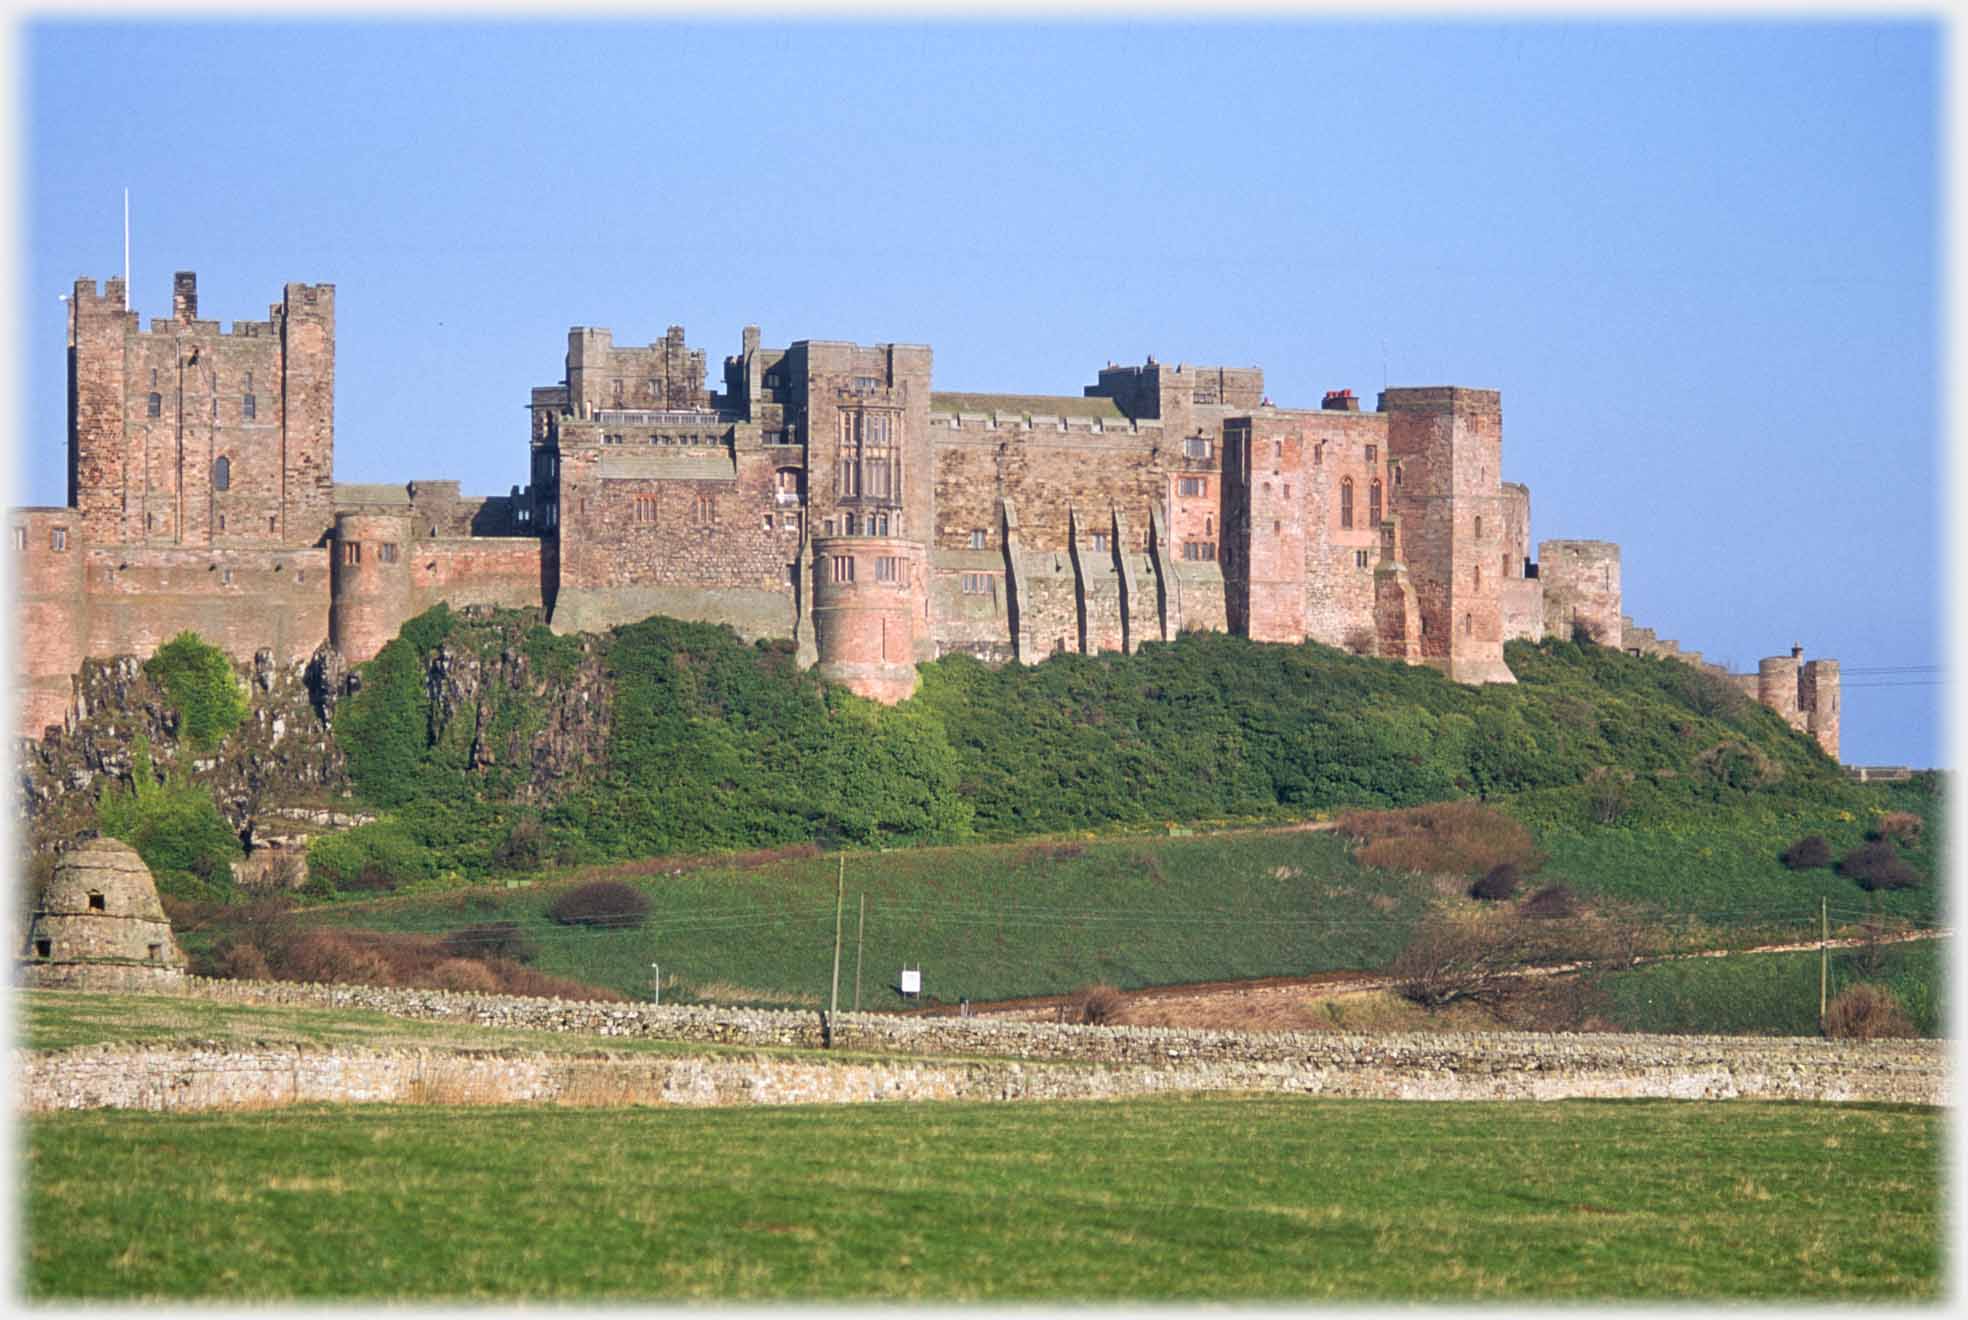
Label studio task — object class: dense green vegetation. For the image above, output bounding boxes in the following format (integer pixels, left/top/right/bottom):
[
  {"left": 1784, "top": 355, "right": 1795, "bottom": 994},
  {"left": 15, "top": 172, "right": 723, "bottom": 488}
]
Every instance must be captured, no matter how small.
[
  {"left": 26, "top": 1097, "right": 1941, "bottom": 1300},
  {"left": 313, "top": 608, "right": 1884, "bottom": 898},
  {"left": 95, "top": 739, "right": 241, "bottom": 902},
  {"left": 142, "top": 631, "right": 248, "bottom": 752}
]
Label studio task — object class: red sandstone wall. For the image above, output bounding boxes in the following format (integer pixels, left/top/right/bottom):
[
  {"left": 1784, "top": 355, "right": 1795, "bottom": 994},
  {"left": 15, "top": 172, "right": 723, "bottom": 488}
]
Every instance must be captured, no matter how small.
[
  {"left": 80, "top": 545, "right": 330, "bottom": 671},
  {"left": 408, "top": 539, "right": 546, "bottom": 617},
  {"left": 11, "top": 509, "right": 86, "bottom": 739},
  {"left": 1386, "top": 388, "right": 1511, "bottom": 683}
]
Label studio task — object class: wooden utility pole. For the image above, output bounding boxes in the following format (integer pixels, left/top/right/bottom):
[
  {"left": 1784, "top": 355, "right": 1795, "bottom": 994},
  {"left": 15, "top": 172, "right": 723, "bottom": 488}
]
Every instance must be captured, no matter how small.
[
  {"left": 1819, "top": 897, "right": 1829, "bottom": 1028},
  {"left": 853, "top": 892, "right": 866, "bottom": 1012},
  {"left": 829, "top": 854, "right": 845, "bottom": 1021}
]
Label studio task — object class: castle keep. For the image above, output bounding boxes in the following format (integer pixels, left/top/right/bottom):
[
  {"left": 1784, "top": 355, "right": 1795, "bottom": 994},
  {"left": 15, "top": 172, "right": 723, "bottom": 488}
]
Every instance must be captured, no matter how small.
[{"left": 11, "top": 272, "right": 1840, "bottom": 756}]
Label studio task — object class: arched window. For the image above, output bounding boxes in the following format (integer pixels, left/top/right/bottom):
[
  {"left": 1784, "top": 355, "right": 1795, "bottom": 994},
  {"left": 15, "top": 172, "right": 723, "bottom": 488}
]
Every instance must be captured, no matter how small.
[
  {"left": 213, "top": 456, "right": 230, "bottom": 491},
  {"left": 1463, "top": 613, "right": 1473, "bottom": 637},
  {"left": 1474, "top": 564, "right": 1483, "bottom": 589},
  {"left": 1339, "top": 477, "right": 1354, "bottom": 529},
  {"left": 1474, "top": 515, "right": 1484, "bottom": 539},
  {"left": 1368, "top": 479, "right": 1382, "bottom": 528}
]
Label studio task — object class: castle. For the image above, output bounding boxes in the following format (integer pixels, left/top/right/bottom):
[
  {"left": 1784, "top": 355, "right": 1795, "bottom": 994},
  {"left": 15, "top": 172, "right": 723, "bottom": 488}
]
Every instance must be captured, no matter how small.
[{"left": 10, "top": 271, "right": 1840, "bottom": 757}]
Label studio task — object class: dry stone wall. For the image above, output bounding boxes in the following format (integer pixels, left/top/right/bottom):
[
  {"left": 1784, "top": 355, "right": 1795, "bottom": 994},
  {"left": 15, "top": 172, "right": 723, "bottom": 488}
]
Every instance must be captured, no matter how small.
[{"left": 35, "top": 976, "right": 1933, "bottom": 1112}]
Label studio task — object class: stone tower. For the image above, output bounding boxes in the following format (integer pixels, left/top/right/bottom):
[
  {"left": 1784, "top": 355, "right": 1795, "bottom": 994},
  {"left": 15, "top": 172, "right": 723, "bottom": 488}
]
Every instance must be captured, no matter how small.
[
  {"left": 20, "top": 837, "right": 188, "bottom": 992},
  {"left": 1384, "top": 387, "right": 1514, "bottom": 684}
]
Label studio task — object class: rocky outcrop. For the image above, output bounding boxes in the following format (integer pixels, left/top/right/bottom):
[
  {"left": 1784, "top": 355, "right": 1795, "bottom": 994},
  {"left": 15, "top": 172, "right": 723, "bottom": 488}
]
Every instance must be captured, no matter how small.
[
  {"left": 14, "top": 609, "right": 619, "bottom": 862},
  {"left": 15, "top": 647, "right": 355, "bottom": 863}
]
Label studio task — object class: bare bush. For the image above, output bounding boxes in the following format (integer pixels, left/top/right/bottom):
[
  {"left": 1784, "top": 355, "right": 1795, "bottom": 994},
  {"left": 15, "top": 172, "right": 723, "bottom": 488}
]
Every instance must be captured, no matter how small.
[
  {"left": 547, "top": 879, "right": 651, "bottom": 929},
  {"left": 1780, "top": 835, "right": 1833, "bottom": 871},
  {"left": 1469, "top": 863, "right": 1520, "bottom": 902},
  {"left": 428, "top": 958, "right": 502, "bottom": 994},
  {"left": 1343, "top": 625, "right": 1378, "bottom": 656},
  {"left": 1339, "top": 801, "right": 1544, "bottom": 878},
  {"left": 1823, "top": 984, "right": 1916, "bottom": 1040},
  {"left": 1073, "top": 983, "right": 1127, "bottom": 1025},
  {"left": 1837, "top": 841, "right": 1920, "bottom": 892},
  {"left": 442, "top": 921, "right": 538, "bottom": 964},
  {"left": 1870, "top": 812, "right": 1924, "bottom": 846},
  {"left": 1391, "top": 915, "right": 1541, "bottom": 1011},
  {"left": 1520, "top": 885, "right": 1578, "bottom": 919}
]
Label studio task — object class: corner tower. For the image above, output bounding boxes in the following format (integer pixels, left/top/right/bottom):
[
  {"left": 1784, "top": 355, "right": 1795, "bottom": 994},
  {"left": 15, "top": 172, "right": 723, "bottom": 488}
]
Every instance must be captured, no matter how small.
[{"left": 1383, "top": 387, "right": 1514, "bottom": 684}]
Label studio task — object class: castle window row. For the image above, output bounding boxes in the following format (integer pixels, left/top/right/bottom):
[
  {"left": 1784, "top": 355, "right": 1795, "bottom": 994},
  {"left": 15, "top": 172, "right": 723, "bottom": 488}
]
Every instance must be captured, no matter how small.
[
  {"left": 1179, "top": 476, "right": 1206, "bottom": 497},
  {"left": 961, "top": 572, "right": 995, "bottom": 595},
  {"left": 1182, "top": 540, "right": 1216, "bottom": 562}
]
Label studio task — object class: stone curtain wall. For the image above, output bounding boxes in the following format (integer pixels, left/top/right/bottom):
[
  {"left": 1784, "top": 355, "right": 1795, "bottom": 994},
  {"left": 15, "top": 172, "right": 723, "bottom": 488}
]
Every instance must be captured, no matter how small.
[{"left": 26, "top": 976, "right": 1935, "bottom": 1112}]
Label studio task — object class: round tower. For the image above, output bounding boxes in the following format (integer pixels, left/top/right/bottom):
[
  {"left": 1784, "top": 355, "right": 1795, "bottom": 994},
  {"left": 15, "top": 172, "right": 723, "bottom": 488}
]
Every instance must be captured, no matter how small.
[
  {"left": 329, "top": 512, "right": 412, "bottom": 662},
  {"left": 1757, "top": 651, "right": 1803, "bottom": 725},
  {"left": 811, "top": 536, "right": 928, "bottom": 703}
]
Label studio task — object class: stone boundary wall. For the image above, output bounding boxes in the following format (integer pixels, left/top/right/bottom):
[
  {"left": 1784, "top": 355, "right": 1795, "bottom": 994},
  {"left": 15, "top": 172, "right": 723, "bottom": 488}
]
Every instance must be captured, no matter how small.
[{"left": 27, "top": 976, "right": 1928, "bottom": 1111}]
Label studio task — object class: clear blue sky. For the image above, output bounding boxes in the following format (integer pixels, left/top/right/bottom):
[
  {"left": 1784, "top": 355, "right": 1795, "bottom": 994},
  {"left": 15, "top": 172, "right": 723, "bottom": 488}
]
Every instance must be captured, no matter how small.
[{"left": 9, "top": 18, "right": 1943, "bottom": 767}]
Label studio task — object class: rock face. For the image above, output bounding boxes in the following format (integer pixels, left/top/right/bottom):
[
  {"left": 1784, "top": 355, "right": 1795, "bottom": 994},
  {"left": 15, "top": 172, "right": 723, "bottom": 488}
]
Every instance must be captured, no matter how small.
[
  {"left": 14, "top": 610, "right": 617, "bottom": 871},
  {"left": 15, "top": 646, "right": 355, "bottom": 858},
  {"left": 20, "top": 836, "right": 187, "bottom": 991}
]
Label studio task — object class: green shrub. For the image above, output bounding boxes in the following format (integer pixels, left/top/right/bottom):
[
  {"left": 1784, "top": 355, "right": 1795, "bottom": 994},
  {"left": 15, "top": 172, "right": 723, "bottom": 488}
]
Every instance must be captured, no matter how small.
[
  {"left": 95, "top": 739, "right": 241, "bottom": 898},
  {"left": 305, "top": 820, "right": 440, "bottom": 894},
  {"left": 143, "top": 632, "right": 247, "bottom": 751}
]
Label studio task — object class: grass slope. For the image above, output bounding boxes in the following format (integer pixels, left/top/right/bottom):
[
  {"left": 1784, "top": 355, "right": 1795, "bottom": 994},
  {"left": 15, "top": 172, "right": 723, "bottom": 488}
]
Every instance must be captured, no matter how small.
[
  {"left": 26, "top": 1097, "right": 1941, "bottom": 1301},
  {"left": 307, "top": 828, "right": 1435, "bottom": 1006}
]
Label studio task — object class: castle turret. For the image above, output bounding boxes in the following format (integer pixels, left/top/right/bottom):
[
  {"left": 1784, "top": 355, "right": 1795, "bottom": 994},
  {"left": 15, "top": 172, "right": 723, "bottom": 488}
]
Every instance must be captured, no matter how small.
[
  {"left": 811, "top": 537, "right": 929, "bottom": 702},
  {"left": 329, "top": 512, "right": 411, "bottom": 662}
]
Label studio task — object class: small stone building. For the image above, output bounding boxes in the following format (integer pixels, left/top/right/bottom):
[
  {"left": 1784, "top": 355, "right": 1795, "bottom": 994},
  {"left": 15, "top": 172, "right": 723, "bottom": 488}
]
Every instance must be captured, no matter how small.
[{"left": 19, "top": 837, "right": 187, "bottom": 991}]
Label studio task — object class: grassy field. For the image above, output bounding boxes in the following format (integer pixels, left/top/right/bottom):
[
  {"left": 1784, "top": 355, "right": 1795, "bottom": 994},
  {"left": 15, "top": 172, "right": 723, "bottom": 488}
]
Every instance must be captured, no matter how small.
[
  {"left": 23, "top": 1095, "right": 1941, "bottom": 1301},
  {"left": 295, "top": 827, "right": 1442, "bottom": 1006},
  {"left": 1595, "top": 937, "right": 1948, "bottom": 1037}
]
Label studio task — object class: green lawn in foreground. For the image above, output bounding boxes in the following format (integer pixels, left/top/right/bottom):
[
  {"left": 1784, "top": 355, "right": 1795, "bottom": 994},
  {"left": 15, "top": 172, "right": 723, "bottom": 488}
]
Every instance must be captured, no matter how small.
[{"left": 25, "top": 1096, "right": 1939, "bottom": 1301}]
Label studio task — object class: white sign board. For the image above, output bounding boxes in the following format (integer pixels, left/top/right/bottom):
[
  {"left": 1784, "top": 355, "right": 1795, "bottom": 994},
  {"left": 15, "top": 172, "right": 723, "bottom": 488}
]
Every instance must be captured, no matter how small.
[{"left": 900, "top": 968, "right": 921, "bottom": 995}]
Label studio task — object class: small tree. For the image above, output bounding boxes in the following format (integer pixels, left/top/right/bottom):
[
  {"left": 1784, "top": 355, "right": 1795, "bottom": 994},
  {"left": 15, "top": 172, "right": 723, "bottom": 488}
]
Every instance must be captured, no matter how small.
[
  {"left": 1392, "top": 916, "right": 1536, "bottom": 1011},
  {"left": 1780, "top": 835, "right": 1833, "bottom": 871},
  {"left": 144, "top": 631, "right": 249, "bottom": 751}
]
